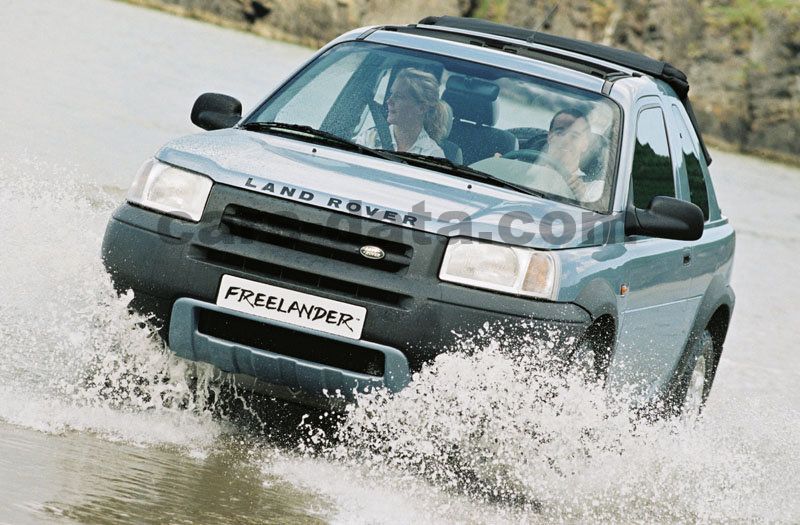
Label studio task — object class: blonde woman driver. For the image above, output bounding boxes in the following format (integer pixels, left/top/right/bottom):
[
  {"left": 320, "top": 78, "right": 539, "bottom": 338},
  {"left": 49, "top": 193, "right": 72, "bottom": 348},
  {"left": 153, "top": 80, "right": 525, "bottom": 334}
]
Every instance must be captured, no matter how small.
[{"left": 355, "top": 68, "right": 450, "bottom": 158}]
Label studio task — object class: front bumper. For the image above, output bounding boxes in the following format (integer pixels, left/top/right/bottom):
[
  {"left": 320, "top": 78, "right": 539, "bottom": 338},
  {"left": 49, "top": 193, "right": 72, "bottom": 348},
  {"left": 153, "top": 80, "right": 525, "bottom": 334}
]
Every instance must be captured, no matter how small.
[
  {"left": 170, "top": 298, "right": 412, "bottom": 401},
  {"left": 102, "top": 184, "right": 592, "bottom": 401}
]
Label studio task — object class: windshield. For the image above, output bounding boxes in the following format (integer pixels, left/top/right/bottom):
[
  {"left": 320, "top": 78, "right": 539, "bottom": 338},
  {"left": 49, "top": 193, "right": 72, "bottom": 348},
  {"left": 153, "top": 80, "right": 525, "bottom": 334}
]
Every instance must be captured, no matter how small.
[{"left": 248, "top": 41, "right": 621, "bottom": 212}]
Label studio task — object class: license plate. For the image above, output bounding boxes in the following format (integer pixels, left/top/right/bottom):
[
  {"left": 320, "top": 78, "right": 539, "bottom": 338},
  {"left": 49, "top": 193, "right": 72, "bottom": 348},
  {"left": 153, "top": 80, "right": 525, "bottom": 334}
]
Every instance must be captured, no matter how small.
[{"left": 215, "top": 275, "right": 366, "bottom": 340}]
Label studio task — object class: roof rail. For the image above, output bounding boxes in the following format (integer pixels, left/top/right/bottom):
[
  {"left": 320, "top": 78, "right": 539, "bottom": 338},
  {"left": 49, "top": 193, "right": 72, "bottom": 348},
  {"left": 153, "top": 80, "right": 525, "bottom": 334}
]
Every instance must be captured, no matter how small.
[{"left": 415, "top": 16, "right": 711, "bottom": 164}]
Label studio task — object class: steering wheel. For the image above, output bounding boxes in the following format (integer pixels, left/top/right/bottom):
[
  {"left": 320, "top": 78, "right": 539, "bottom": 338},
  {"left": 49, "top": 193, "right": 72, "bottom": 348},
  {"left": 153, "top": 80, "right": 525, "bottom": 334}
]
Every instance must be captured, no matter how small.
[
  {"left": 367, "top": 100, "right": 393, "bottom": 150},
  {"left": 503, "top": 148, "right": 566, "bottom": 172},
  {"left": 502, "top": 148, "right": 578, "bottom": 199}
]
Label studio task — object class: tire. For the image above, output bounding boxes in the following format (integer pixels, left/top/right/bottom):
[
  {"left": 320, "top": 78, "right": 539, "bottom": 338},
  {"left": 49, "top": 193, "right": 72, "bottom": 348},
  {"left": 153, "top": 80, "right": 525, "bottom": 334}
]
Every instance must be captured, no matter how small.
[
  {"left": 570, "top": 330, "right": 612, "bottom": 384},
  {"left": 674, "top": 329, "right": 717, "bottom": 417}
]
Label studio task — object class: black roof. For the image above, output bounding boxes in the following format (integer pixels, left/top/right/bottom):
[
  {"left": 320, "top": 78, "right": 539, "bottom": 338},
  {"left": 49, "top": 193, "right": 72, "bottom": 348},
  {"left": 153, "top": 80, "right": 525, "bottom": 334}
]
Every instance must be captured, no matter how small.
[{"left": 410, "top": 16, "right": 711, "bottom": 164}]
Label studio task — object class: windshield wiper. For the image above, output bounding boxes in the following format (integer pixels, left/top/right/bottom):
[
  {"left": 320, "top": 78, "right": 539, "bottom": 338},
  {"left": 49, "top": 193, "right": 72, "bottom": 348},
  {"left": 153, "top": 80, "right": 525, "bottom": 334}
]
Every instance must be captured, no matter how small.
[
  {"left": 239, "top": 121, "right": 403, "bottom": 163},
  {"left": 380, "top": 151, "right": 548, "bottom": 199}
]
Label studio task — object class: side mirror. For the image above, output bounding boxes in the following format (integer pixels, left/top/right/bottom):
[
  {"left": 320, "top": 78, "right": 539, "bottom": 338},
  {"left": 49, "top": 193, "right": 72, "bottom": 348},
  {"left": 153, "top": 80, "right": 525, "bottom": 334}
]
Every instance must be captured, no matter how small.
[
  {"left": 625, "top": 196, "right": 704, "bottom": 241},
  {"left": 191, "top": 93, "right": 242, "bottom": 130}
]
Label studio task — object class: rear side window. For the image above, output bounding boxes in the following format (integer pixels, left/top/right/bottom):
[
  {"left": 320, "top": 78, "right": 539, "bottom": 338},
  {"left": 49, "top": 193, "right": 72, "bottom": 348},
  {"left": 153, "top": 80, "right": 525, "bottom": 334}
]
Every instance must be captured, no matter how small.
[
  {"left": 671, "top": 105, "right": 709, "bottom": 220},
  {"left": 631, "top": 107, "right": 675, "bottom": 209}
]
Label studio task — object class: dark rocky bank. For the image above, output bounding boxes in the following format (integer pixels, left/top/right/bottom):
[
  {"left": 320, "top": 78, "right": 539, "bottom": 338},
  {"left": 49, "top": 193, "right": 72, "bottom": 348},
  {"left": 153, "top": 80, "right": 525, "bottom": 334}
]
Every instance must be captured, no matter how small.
[{"left": 122, "top": 0, "right": 799, "bottom": 164}]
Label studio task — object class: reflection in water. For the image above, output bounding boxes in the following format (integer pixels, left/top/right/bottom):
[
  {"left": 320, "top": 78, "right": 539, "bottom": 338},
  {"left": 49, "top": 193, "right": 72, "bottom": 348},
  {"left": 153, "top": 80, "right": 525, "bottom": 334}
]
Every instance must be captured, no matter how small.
[
  {"left": 54, "top": 438, "right": 329, "bottom": 525},
  {"left": 0, "top": 424, "right": 329, "bottom": 524}
]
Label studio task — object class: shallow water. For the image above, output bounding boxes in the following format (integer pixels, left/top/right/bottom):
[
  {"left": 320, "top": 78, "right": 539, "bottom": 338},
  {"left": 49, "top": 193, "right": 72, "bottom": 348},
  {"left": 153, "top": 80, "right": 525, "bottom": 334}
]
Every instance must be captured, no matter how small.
[{"left": 1, "top": 1, "right": 799, "bottom": 523}]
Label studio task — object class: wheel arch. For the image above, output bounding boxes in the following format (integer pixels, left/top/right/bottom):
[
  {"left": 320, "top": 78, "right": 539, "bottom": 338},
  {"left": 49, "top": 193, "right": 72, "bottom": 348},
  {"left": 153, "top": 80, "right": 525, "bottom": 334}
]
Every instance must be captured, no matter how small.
[
  {"left": 582, "top": 313, "right": 617, "bottom": 376},
  {"left": 671, "top": 275, "right": 735, "bottom": 399},
  {"left": 705, "top": 302, "right": 732, "bottom": 373},
  {"left": 571, "top": 278, "right": 620, "bottom": 378}
]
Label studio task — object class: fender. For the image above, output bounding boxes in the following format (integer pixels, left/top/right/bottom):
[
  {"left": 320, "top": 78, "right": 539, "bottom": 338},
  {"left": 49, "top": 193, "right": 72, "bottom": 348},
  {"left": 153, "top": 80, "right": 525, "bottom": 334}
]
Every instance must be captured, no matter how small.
[
  {"left": 664, "top": 272, "right": 735, "bottom": 396},
  {"left": 572, "top": 277, "right": 620, "bottom": 326}
]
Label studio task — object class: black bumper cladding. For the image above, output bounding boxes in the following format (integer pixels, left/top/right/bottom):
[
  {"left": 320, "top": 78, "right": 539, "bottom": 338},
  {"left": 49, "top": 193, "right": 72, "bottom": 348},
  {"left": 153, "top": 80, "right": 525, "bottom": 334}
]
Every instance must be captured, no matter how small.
[{"left": 102, "top": 183, "right": 592, "bottom": 399}]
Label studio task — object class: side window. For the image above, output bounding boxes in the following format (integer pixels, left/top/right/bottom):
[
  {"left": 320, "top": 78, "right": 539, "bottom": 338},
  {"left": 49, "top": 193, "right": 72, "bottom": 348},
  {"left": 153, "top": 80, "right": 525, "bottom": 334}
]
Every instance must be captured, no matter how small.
[
  {"left": 671, "top": 105, "right": 710, "bottom": 220},
  {"left": 631, "top": 107, "right": 675, "bottom": 209}
]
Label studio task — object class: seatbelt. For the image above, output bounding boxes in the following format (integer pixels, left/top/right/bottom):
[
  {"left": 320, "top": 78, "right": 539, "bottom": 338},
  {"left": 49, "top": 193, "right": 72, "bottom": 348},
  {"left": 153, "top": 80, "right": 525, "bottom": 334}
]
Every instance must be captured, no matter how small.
[{"left": 369, "top": 101, "right": 394, "bottom": 151}]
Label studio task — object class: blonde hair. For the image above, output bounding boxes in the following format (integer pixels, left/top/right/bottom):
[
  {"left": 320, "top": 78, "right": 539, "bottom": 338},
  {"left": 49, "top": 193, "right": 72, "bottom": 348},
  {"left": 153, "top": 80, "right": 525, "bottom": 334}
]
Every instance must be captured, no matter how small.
[{"left": 395, "top": 68, "right": 451, "bottom": 143}]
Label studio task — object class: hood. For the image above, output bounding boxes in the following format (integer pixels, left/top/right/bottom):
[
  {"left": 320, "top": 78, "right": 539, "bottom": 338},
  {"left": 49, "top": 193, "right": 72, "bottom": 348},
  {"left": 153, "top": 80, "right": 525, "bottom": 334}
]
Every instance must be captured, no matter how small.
[{"left": 157, "top": 129, "right": 616, "bottom": 249}]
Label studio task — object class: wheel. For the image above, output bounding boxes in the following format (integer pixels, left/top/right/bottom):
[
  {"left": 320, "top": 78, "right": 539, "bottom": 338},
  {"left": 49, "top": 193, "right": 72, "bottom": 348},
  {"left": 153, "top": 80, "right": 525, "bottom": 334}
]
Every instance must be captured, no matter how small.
[
  {"left": 569, "top": 329, "right": 612, "bottom": 384},
  {"left": 570, "top": 338, "right": 598, "bottom": 380},
  {"left": 503, "top": 148, "right": 546, "bottom": 163},
  {"left": 503, "top": 149, "right": 568, "bottom": 177},
  {"left": 676, "top": 329, "right": 717, "bottom": 417}
]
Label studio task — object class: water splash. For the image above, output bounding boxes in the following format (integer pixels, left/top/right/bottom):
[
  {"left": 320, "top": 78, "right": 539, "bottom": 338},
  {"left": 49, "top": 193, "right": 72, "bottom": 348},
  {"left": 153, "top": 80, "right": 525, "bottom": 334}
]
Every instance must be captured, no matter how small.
[
  {"left": 2, "top": 154, "right": 799, "bottom": 523},
  {"left": 291, "top": 327, "right": 800, "bottom": 523},
  {"left": 0, "top": 154, "right": 222, "bottom": 448}
]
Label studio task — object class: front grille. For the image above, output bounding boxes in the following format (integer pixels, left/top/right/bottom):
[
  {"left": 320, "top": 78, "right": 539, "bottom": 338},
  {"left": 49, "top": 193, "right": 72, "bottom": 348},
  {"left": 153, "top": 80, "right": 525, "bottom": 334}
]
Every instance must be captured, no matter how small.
[
  {"left": 220, "top": 205, "right": 413, "bottom": 273},
  {"left": 197, "top": 309, "right": 385, "bottom": 377},
  {"left": 190, "top": 245, "right": 411, "bottom": 307},
  {"left": 190, "top": 186, "right": 449, "bottom": 313}
]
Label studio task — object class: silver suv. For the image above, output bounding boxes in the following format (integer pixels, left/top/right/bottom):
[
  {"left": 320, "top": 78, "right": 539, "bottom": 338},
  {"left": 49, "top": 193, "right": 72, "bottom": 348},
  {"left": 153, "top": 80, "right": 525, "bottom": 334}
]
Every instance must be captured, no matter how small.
[{"left": 102, "top": 16, "right": 735, "bottom": 414}]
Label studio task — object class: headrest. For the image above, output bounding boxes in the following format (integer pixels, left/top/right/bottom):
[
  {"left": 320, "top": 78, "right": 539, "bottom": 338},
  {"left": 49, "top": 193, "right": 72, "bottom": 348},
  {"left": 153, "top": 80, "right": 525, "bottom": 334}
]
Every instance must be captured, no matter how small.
[
  {"left": 445, "top": 75, "right": 500, "bottom": 100},
  {"left": 442, "top": 75, "right": 500, "bottom": 126}
]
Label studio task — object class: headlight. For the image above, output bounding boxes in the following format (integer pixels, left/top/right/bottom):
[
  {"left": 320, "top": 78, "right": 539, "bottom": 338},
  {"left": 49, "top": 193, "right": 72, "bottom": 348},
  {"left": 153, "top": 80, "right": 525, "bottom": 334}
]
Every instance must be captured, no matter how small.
[
  {"left": 439, "top": 238, "right": 560, "bottom": 300},
  {"left": 127, "top": 159, "right": 213, "bottom": 222}
]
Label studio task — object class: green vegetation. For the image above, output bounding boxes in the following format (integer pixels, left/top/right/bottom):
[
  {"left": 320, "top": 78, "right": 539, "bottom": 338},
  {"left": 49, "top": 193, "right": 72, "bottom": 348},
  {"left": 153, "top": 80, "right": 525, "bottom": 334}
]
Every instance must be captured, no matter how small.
[
  {"left": 706, "top": 0, "right": 800, "bottom": 31},
  {"left": 471, "top": 0, "right": 510, "bottom": 22}
]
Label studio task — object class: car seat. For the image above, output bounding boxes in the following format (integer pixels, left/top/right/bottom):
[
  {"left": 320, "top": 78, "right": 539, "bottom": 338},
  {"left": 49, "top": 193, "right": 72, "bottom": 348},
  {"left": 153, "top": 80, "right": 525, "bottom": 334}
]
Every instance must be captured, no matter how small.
[
  {"left": 440, "top": 140, "right": 464, "bottom": 164},
  {"left": 442, "top": 75, "right": 518, "bottom": 164}
]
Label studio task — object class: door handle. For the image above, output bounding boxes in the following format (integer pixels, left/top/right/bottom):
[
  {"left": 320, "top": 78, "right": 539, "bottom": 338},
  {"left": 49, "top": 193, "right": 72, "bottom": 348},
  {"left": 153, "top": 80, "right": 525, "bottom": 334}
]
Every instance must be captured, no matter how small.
[{"left": 682, "top": 248, "right": 692, "bottom": 266}]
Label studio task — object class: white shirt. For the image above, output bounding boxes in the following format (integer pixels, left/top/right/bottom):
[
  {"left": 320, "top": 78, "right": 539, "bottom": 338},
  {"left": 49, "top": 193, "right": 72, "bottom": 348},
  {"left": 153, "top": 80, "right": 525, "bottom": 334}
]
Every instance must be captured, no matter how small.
[
  {"left": 354, "top": 125, "right": 444, "bottom": 158},
  {"left": 522, "top": 163, "right": 606, "bottom": 203},
  {"left": 572, "top": 168, "right": 605, "bottom": 202}
]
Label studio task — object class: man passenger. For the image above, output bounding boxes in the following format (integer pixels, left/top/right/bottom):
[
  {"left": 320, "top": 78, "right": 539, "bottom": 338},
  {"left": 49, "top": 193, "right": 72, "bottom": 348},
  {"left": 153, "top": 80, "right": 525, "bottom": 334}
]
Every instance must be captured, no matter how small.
[{"left": 543, "top": 108, "right": 604, "bottom": 202}]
